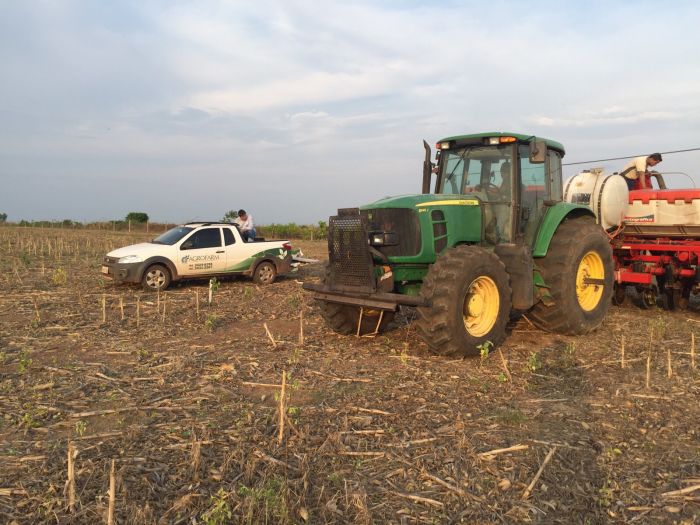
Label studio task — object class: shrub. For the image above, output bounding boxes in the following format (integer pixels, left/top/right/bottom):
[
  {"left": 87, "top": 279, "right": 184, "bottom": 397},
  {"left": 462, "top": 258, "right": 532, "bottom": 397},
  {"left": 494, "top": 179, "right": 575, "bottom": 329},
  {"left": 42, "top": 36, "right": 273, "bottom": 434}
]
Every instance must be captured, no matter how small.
[{"left": 125, "top": 212, "right": 149, "bottom": 224}]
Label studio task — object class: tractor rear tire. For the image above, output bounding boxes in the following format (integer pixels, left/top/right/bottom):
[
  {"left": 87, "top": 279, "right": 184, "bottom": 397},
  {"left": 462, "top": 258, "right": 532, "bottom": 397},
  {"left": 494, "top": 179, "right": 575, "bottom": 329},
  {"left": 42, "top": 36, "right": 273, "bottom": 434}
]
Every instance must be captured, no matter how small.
[
  {"left": 317, "top": 264, "right": 395, "bottom": 335},
  {"left": 416, "top": 245, "right": 511, "bottom": 356},
  {"left": 528, "top": 216, "right": 613, "bottom": 334}
]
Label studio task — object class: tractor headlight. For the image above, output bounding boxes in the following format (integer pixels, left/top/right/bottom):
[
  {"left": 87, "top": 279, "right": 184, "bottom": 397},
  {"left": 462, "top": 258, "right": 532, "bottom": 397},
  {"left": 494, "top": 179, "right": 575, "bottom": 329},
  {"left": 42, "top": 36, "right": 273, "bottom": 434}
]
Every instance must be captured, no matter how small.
[
  {"left": 369, "top": 231, "right": 399, "bottom": 247},
  {"left": 118, "top": 255, "right": 144, "bottom": 263}
]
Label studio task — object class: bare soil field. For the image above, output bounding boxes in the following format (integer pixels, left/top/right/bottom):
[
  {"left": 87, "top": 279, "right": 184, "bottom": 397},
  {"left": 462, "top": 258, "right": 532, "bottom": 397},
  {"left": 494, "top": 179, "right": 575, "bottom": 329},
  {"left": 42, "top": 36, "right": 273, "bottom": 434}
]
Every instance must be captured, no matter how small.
[{"left": 0, "top": 226, "right": 698, "bottom": 524}]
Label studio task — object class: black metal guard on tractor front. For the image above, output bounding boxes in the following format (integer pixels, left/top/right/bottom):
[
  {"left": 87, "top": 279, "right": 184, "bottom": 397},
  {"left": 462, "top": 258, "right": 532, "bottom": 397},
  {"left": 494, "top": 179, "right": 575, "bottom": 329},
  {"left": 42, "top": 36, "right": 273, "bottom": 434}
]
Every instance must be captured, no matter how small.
[
  {"left": 328, "top": 208, "right": 376, "bottom": 294},
  {"left": 302, "top": 282, "right": 427, "bottom": 310}
]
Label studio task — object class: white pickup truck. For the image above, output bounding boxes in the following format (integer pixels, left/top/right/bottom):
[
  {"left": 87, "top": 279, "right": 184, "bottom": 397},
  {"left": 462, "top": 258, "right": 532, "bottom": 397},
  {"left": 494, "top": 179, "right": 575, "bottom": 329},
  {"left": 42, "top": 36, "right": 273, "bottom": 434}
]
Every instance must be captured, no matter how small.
[{"left": 101, "top": 222, "right": 294, "bottom": 291}]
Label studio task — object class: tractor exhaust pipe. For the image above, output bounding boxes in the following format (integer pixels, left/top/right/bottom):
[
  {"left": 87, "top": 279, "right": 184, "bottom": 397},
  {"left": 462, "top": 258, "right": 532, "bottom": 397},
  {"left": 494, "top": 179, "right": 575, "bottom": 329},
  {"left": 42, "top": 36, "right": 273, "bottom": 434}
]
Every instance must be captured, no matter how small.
[{"left": 422, "top": 140, "right": 433, "bottom": 194}]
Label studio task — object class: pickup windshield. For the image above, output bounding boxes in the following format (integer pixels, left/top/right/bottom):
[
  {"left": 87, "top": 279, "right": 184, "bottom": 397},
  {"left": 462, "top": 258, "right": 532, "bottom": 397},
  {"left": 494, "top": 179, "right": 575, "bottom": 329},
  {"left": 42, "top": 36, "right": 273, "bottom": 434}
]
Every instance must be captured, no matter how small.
[{"left": 152, "top": 226, "right": 194, "bottom": 245}]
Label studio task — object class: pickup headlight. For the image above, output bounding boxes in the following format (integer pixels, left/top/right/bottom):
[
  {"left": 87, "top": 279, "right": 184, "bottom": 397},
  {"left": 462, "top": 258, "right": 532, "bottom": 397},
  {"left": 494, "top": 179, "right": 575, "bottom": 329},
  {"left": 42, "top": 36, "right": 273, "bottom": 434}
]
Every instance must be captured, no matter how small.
[{"left": 118, "top": 255, "right": 144, "bottom": 263}]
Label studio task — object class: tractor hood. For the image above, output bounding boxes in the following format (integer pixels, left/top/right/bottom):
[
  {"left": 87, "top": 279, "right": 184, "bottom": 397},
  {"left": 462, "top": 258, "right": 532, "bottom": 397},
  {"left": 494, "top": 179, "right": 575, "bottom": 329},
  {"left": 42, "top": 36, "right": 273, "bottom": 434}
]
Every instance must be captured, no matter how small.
[
  {"left": 360, "top": 193, "right": 481, "bottom": 211},
  {"left": 356, "top": 193, "right": 484, "bottom": 263}
]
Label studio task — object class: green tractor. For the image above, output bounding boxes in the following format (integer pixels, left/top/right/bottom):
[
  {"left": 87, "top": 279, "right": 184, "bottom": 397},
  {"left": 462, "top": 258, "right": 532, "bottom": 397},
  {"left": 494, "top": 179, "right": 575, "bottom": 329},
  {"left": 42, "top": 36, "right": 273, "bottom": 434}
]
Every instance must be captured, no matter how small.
[{"left": 304, "top": 132, "right": 613, "bottom": 356}]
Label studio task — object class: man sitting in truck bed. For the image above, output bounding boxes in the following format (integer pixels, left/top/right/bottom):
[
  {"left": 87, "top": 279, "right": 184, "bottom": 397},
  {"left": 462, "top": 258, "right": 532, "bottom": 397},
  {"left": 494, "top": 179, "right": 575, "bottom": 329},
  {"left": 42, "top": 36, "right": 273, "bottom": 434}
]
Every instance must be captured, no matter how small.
[{"left": 237, "top": 209, "right": 256, "bottom": 242}]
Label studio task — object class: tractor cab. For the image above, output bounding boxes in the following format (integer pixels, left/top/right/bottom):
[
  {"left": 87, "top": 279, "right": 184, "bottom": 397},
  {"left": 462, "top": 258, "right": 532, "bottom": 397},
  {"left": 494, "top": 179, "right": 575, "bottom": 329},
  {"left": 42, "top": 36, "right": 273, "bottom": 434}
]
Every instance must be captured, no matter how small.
[{"left": 425, "top": 133, "right": 565, "bottom": 246}]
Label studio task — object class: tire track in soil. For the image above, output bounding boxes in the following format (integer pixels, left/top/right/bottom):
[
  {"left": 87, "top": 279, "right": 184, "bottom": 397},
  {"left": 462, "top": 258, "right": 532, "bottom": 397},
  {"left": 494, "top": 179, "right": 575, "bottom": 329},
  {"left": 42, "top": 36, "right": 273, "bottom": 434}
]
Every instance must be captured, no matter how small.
[{"left": 516, "top": 346, "right": 608, "bottom": 524}]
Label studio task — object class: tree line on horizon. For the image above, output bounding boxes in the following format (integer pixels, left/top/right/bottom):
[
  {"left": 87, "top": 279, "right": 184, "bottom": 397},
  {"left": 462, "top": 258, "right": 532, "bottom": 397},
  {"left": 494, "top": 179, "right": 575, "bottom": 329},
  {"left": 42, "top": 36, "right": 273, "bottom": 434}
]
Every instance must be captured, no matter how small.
[{"left": 0, "top": 211, "right": 329, "bottom": 239}]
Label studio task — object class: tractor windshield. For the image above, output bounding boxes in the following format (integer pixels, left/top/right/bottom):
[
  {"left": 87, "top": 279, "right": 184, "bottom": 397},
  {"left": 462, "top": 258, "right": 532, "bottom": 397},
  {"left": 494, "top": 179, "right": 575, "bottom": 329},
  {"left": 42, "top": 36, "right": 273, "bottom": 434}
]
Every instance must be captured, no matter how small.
[
  {"left": 438, "top": 145, "right": 514, "bottom": 199},
  {"left": 439, "top": 145, "right": 515, "bottom": 244}
]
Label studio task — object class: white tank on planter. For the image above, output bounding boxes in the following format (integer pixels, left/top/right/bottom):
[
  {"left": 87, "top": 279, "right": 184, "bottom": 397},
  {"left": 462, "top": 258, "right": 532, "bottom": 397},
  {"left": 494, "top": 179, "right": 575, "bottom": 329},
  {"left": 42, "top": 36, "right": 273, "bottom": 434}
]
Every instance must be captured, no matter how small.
[{"left": 563, "top": 169, "right": 629, "bottom": 230}]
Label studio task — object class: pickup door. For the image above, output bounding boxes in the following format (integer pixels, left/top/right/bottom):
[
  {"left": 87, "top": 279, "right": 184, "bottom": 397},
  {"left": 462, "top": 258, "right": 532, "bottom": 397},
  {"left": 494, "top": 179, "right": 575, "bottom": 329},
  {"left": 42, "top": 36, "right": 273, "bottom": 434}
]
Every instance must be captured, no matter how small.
[{"left": 176, "top": 227, "right": 228, "bottom": 276}]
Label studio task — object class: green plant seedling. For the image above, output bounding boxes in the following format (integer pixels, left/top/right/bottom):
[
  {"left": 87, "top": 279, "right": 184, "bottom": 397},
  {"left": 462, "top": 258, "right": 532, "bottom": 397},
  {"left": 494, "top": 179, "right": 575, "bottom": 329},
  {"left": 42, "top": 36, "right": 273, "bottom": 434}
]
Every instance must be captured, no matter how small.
[
  {"left": 75, "top": 420, "right": 87, "bottom": 437},
  {"left": 525, "top": 352, "right": 541, "bottom": 373},
  {"left": 52, "top": 268, "right": 67, "bottom": 285},
  {"left": 204, "top": 314, "right": 218, "bottom": 332},
  {"left": 18, "top": 351, "right": 32, "bottom": 374},
  {"left": 201, "top": 488, "right": 232, "bottom": 525},
  {"left": 478, "top": 340, "right": 493, "bottom": 364}
]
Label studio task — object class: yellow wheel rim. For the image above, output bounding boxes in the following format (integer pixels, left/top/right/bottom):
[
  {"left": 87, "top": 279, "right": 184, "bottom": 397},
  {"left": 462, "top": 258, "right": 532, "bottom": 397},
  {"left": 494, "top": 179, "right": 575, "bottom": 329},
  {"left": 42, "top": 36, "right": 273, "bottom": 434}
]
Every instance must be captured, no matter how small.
[
  {"left": 463, "top": 276, "right": 500, "bottom": 337},
  {"left": 576, "top": 251, "right": 605, "bottom": 311}
]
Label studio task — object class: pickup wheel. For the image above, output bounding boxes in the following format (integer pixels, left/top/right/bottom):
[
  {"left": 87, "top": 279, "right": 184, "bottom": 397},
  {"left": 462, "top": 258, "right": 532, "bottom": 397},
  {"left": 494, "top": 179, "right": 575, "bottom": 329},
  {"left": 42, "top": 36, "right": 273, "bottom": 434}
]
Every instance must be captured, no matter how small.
[
  {"left": 141, "top": 264, "right": 171, "bottom": 292},
  {"left": 253, "top": 261, "right": 277, "bottom": 285}
]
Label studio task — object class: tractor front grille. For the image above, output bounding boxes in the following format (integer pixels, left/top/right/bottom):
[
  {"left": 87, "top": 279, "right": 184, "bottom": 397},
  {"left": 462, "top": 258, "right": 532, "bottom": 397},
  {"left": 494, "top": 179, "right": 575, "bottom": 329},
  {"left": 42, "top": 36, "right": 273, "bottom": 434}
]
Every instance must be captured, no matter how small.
[
  {"left": 328, "top": 208, "right": 376, "bottom": 292},
  {"left": 361, "top": 208, "right": 421, "bottom": 257}
]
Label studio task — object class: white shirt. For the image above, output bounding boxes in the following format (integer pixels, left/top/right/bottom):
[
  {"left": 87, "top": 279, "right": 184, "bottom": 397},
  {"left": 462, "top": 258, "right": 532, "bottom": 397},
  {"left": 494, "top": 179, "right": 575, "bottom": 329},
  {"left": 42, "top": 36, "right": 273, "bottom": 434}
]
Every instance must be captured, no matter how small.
[
  {"left": 620, "top": 156, "right": 649, "bottom": 180},
  {"left": 238, "top": 214, "right": 254, "bottom": 231}
]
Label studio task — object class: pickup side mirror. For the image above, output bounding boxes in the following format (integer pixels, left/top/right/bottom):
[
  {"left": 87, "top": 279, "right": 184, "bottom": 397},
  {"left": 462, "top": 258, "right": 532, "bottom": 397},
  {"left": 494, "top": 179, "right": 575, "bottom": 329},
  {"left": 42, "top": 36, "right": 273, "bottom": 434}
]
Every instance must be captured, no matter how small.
[
  {"left": 529, "top": 139, "right": 547, "bottom": 164},
  {"left": 180, "top": 240, "right": 194, "bottom": 250}
]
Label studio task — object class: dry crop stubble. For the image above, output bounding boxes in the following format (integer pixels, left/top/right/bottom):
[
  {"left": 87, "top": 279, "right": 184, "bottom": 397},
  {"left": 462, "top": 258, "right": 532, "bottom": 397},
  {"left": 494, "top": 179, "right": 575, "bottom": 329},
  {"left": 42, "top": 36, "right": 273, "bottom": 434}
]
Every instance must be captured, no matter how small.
[{"left": 0, "top": 225, "right": 698, "bottom": 523}]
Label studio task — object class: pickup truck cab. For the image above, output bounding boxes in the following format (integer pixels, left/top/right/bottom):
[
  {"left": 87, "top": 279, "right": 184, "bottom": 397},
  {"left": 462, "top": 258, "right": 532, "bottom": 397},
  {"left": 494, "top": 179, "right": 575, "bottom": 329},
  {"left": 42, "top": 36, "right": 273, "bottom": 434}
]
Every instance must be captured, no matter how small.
[{"left": 102, "top": 222, "right": 293, "bottom": 291}]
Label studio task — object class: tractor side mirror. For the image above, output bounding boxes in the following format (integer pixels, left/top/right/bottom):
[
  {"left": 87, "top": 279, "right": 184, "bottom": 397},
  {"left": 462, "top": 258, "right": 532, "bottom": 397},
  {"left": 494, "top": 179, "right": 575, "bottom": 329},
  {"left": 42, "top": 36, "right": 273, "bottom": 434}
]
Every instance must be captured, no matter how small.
[{"left": 529, "top": 139, "right": 546, "bottom": 164}]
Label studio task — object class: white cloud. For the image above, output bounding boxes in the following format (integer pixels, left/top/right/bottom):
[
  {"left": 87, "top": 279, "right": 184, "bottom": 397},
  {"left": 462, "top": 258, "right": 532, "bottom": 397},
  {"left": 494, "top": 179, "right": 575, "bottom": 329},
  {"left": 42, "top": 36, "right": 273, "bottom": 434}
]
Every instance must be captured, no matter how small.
[
  {"left": 531, "top": 108, "right": 682, "bottom": 128},
  {"left": 2, "top": 1, "right": 700, "bottom": 222}
]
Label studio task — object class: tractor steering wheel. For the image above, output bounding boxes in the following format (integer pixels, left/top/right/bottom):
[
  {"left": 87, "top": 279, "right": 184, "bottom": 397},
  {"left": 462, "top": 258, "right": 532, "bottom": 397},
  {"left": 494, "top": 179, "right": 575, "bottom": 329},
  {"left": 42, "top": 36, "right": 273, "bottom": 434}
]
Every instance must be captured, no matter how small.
[{"left": 476, "top": 182, "right": 500, "bottom": 196}]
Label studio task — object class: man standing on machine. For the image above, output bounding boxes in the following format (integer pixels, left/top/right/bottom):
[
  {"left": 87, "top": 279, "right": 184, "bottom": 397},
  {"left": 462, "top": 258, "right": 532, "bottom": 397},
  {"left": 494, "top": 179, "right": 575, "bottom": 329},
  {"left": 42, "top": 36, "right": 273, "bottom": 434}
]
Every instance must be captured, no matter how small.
[{"left": 619, "top": 153, "right": 662, "bottom": 190}]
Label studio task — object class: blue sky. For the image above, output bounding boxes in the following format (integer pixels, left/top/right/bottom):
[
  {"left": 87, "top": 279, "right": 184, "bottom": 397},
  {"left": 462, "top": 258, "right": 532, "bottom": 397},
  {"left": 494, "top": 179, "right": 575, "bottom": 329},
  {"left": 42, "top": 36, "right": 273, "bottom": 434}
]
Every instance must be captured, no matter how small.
[{"left": 1, "top": 1, "right": 699, "bottom": 223}]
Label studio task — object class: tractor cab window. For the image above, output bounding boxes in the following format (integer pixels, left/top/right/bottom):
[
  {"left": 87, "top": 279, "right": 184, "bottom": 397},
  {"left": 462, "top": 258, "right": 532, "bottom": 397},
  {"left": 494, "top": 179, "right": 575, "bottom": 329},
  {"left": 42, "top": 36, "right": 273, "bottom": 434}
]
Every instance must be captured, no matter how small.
[
  {"left": 438, "top": 145, "right": 513, "bottom": 197},
  {"left": 547, "top": 150, "right": 563, "bottom": 201},
  {"left": 438, "top": 145, "right": 515, "bottom": 244},
  {"left": 519, "top": 145, "right": 549, "bottom": 244}
]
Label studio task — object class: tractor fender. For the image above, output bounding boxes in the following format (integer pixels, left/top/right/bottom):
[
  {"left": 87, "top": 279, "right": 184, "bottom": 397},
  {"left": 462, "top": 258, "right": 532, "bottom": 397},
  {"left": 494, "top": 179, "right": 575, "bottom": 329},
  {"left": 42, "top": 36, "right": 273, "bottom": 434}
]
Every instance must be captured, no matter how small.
[{"left": 532, "top": 203, "right": 596, "bottom": 258}]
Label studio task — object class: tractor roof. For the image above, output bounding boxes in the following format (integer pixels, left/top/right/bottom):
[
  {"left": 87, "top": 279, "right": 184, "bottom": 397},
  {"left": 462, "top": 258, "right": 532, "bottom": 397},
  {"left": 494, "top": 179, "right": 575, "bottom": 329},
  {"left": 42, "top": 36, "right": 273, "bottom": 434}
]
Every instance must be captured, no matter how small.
[{"left": 436, "top": 132, "right": 565, "bottom": 155}]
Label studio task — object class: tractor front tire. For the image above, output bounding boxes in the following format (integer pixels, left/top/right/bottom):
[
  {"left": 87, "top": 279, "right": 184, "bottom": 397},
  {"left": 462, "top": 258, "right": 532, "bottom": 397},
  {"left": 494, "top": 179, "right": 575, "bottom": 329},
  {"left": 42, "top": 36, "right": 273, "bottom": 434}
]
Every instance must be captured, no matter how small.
[
  {"left": 528, "top": 216, "right": 613, "bottom": 334},
  {"left": 317, "top": 264, "right": 395, "bottom": 335},
  {"left": 319, "top": 301, "right": 395, "bottom": 335},
  {"left": 416, "top": 245, "right": 511, "bottom": 357}
]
